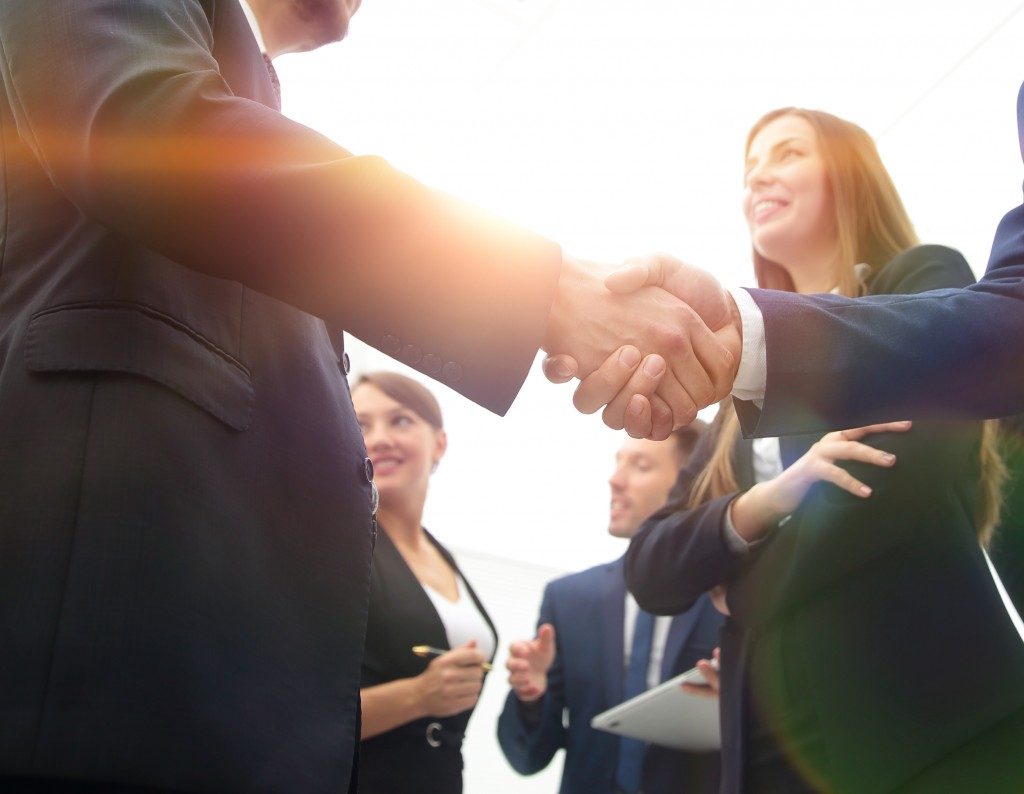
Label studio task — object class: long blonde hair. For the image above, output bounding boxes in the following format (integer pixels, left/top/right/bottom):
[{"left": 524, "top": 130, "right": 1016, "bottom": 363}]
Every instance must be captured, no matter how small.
[{"left": 689, "top": 108, "right": 1005, "bottom": 542}]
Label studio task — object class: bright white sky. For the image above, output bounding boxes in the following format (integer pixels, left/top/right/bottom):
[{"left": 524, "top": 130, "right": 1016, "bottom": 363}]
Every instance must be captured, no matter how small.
[{"left": 276, "top": 0, "right": 1024, "bottom": 572}]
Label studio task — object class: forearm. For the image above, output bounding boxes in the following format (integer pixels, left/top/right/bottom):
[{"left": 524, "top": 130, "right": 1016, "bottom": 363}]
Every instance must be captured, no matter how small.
[
  {"left": 626, "top": 494, "right": 745, "bottom": 614},
  {"left": 359, "top": 679, "right": 426, "bottom": 740},
  {"left": 0, "top": 0, "right": 560, "bottom": 414},
  {"left": 728, "top": 482, "right": 788, "bottom": 542},
  {"left": 497, "top": 689, "right": 564, "bottom": 774}
]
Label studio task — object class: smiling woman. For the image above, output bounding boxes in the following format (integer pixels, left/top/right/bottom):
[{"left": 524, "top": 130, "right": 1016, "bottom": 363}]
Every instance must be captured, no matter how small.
[
  {"left": 351, "top": 371, "right": 498, "bottom": 794},
  {"left": 626, "top": 108, "right": 1023, "bottom": 793}
]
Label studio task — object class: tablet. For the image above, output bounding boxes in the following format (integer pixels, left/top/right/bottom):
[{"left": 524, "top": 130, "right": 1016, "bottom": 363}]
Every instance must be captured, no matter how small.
[{"left": 590, "top": 666, "right": 720, "bottom": 751}]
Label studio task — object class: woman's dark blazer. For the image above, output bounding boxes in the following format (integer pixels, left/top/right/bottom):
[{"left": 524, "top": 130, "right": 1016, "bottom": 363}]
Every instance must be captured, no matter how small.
[
  {"left": 627, "top": 246, "right": 1024, "bottom": 793},
  {"left": 358, "top": 528, "right": 498, "bottom": 794}
]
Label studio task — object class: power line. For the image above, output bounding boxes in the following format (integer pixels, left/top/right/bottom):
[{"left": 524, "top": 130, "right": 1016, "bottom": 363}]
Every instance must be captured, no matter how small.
[{"left": 880, "top": 0, "right": 1024, "bottom": 138}]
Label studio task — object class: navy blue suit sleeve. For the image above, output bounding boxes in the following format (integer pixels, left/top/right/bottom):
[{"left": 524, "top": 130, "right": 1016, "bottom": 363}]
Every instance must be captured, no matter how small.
[
  {"left": 0, "top": 0, "right": 560, "bottom": 414},
  {"left": 739, "top": 94, "right": 1024, "bottom": 436},
  {"left": 626, "top": 431, "right": 747, "bottom": 615},
  {"left": 496, "top": 585, "right": 567, "bottom": 775}
]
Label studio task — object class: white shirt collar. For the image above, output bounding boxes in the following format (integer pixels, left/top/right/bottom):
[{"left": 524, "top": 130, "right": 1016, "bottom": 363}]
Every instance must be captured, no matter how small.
[{"left": 238, "top": 0, "right": 268, "bottom": 54}]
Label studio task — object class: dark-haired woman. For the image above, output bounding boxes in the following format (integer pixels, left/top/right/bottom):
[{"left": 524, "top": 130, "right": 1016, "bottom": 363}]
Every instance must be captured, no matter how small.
[{"left": 351, "top": 372, "right": 497, "bottom": 794}]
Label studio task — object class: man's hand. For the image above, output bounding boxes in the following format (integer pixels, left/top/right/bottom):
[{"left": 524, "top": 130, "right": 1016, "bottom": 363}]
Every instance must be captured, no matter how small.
[
  {"left": 682, "top": 647, "right": 721, "bottom": 700},
  {"left": 506, "top": 624, "right": 556, "bottom": 703},
  {"left": 544, "top": 254, "right": 742, "bottom": 438}
]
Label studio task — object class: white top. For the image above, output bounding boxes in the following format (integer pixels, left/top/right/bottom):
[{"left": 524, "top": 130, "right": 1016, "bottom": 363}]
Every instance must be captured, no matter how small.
[
  {"left": 422, "top": 575, "right": 496, "bottom": 660},
  {"left": 623, "top": 592, "right": 674, "bottom": 690}
]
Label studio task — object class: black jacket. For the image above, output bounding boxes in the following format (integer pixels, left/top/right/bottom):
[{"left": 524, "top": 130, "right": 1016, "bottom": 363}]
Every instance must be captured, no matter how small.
[
  {"left": 0, "top": 1, "right": 558, "bottom": 790},
  {"left": 628, "top": 247, "right": 1024, "bottom": 792},
  {"left": 358, "top": 529, "right": 497, "bottom": 794}
]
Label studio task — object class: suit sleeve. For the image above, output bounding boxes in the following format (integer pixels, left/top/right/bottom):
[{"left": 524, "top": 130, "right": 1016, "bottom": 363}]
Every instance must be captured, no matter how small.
[
  {"left": 496, "top": 585, "right": 568, "bottom": 775},
  {"left": 737, "top": 113, "right": 1024, "bottom": 436},
  {"left": 0, "top": 0, "right": 561, "bottom": 414},
  {"left": 626, "top": 431, "right": 748, "bottom": 615}
]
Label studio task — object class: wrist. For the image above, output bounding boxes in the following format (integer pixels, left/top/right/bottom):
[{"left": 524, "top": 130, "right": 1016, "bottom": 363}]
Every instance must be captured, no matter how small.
[
  {"left": 410, "top": 673, "right": 431, "bottom": 719},
  {"left": 731, "top": 483, "right": 786, "bottom": 541},
  {"left": 516, "top": 676, "right": 547, "bottom": 703},
  {"left": 542, "top": 256, "right": 592, "bottom": 355}
]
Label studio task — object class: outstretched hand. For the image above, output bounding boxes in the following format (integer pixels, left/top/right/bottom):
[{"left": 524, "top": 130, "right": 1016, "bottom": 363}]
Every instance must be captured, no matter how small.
[
  {"left": 543, "top": 254, "right": 741, "bottom": 438},
  {"left": 506, "top": 623, "right": 556, "bottom": 703}
]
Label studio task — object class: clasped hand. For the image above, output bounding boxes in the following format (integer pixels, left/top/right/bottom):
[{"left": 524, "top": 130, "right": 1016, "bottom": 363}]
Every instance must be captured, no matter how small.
[{"left": 543, "top": 254, "right": 741, "bottom": 439}]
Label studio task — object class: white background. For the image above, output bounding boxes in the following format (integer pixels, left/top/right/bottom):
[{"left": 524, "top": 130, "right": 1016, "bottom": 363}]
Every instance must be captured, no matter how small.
[{"left": 275, "top": 2, "right": 1024, "bottom": 790}]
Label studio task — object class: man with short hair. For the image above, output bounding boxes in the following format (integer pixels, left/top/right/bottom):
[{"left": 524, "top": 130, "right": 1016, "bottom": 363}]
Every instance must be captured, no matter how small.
[{"left": 498, "top": 424, "right": 722, "bottom": 794}]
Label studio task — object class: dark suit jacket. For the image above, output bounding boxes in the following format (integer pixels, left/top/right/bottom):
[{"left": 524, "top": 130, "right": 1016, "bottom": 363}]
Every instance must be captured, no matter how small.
[
  {"left": 497, "top": 556, "right": 722, "bottom": 794},
  {"left": 628, "top": 247, "right": 1024, "bottom": 793},
  {"left": 738, "top": 83, "right": 1024, "bottom": 436},
  {"left": 0, "top": 1, "right": 558, "bottom": 790},
  {"left": 358, "top": 529, "right": 496, "bottom": 794}
]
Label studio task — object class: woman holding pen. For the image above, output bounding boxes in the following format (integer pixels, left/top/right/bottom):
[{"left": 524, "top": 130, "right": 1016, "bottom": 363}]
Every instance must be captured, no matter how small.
[{"left": 351, "top": 372, "right": 497, "bottom": 794}]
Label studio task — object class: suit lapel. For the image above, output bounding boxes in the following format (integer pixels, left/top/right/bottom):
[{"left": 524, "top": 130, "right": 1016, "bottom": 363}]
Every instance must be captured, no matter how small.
[
  {"left": 601, "top": 558, "right": 627, "bottom": 708},
  {"left": 733, "top": 438, "right": 756, "bottom": 491},
  {"left": 210, "top": 0, "right": 281, "bottom": 110},
  {"left": 660, "top": 594, "right": 708, "bottom": 681}
]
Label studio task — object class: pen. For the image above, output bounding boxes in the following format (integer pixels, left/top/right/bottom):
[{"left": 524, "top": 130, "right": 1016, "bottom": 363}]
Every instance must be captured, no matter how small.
[{"left": 411, "top": 645, "right": 493, "bottom": 672}]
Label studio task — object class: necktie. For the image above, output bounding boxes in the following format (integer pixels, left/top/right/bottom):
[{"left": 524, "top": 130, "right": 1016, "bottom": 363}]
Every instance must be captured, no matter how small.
[
  {"left": 617, "top": 609, "right": 655, "bottom": 793},
  {"left": 263, "top": 53, "right": 281, "bottom": 109}
]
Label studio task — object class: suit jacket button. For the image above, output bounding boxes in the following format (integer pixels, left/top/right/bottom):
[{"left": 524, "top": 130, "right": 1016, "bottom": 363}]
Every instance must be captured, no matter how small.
[
  {"left": 441, "top": 361, "right": 463, "bottom": 384},
  {"left": 363, "top": 457, "right": 374, "bottom": 483},
  {"left": 381, "top": 334, "right": 400, "bottom": 355},
  {"left": 422, "top": 353, "right": 442, "bottom": 375},
  {"left": 401, "top": 344, "right": 423, "bottom": 365},
  {"left": 342, "top": 352, "right": 351, "bottom": 375}
]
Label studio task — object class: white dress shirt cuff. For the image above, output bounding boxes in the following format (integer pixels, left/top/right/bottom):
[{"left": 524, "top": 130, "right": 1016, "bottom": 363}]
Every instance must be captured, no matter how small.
[
  {"left": 728, "top": 287, "right": 767, "bottom": 404},
  {"left": 721, "top": 498, "right": 754, "bottom": 553}
]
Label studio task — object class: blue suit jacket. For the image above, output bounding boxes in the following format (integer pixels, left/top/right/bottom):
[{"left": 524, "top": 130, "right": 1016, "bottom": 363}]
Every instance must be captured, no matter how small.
[
  {"left": 497, "top": 556, "right": 722, "bottom": 794},
  {"left": 739, "top": 82, "right": 1024, "bottom": 436}
]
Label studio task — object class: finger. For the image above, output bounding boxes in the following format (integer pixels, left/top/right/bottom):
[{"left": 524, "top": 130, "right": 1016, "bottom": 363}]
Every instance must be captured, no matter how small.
[
  {"left": 508, "top": 641, "right": 530, "bottom": 658},
  {"left": 652, "top": 364, "right": 699, "bottom": 432},
  {"left": 646, "top": 395, "right": 674, "bottom": 441},
  {"left": 542, "top": 354, "right": 579, "bottom": 384},
  {"left": 604, "top": 256, "right": 669, "bottom": 294},
  {"left": 697, "top": 660, "right": 721, "bottom": 692},
  {"left": 441, "top": 646, "right": 485, "bottom": 666},
  {"left": 697, "top": 321, "right": 740, "bottom": 404},
  {"left": 600, "top": 353, "right": 665, "bottom": 432},
  {"left": 818, "top": 439, "right": 896, "bottom": 468},
  {"left": 668, "top": 319, "right": 718, "bottom": 414},
  {"left": 573, "top": 346, "right": 643, "bottom": 415},
  {"left": 537, "top": 624, "right": 556, "bottom": 653},
  {"left": 681, "top": 682, "right": 718, "bottom": 700},
  {"left": 817, "top": 461, "right": 873, "bottom": 498},
  {"left": 837, "top": 420, "right": 912, "bottom": 441},
  {"left": 616, "top": 394, "right": 654, "bottom": 439}
]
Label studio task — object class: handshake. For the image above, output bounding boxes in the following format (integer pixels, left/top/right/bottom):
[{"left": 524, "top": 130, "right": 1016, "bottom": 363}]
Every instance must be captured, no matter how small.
[{"left": 542, "top": 254, "right": 742, "bottom": 440}]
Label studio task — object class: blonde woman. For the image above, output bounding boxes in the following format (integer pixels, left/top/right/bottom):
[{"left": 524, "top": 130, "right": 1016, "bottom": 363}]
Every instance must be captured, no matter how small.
[{"left": 625, "top": 109, "right": 1024, "bottom": 792}]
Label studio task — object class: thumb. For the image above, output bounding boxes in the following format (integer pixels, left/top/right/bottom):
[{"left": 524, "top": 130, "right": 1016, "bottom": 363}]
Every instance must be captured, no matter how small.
[
  {"left": 537, "top": 623, "right": 556, "bottom": 652},
  {"left": 542, "top": 354, "right": 578, "bottom": 384},
  {"left": 604, "top": 261, "right": 655, "bottom": 294},
  {"left": 605, "top": 254, "right": 676, "bottom": 294}
]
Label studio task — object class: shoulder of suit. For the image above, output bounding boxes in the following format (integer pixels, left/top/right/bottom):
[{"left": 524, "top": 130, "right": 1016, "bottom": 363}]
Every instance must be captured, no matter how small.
[
  {"left": 869, "top": 244, "right": 972, "bottom": 295},
  {"left": 547, "top": 558, "right": 621, "bottom": 596}
]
